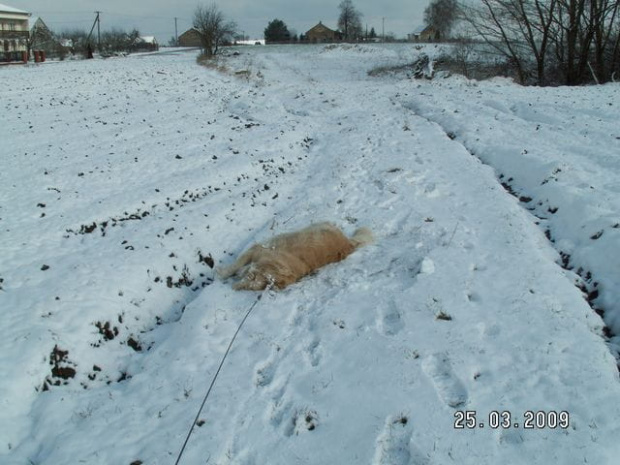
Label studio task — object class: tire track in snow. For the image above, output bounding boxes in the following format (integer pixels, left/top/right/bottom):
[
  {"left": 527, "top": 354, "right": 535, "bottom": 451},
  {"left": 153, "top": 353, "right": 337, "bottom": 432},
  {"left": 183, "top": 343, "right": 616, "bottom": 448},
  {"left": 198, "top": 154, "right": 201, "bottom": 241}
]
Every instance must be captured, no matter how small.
[{"left": 400, "top": 97, "right": 620, "bottom": 368}]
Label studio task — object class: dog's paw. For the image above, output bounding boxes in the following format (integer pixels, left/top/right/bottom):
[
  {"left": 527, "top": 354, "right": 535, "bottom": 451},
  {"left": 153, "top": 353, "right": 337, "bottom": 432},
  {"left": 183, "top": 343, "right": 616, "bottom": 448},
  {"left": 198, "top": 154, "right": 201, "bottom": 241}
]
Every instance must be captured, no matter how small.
[
  {"left": 215, "top": 266, "right": 228, "bottom": 278},
  {"left": 216, "top": 265, "right": 239, "bottom": 279}
]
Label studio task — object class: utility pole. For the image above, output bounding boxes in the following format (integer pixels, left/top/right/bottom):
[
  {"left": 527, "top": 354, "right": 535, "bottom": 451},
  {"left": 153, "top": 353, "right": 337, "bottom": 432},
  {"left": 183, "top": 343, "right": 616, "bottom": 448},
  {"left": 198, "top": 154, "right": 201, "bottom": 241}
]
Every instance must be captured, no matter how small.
[
  {"left": 174, "top": 17, "right": 178, "bottom": 45},
  {"left": 382, "top": 17, "right": 385, "bottom": 42},
  {"left": 95, "top": 11, "right": 101, "bottom": 50},
  {"left": 86, "top": 11, "right": 101, "bottom": 57}
]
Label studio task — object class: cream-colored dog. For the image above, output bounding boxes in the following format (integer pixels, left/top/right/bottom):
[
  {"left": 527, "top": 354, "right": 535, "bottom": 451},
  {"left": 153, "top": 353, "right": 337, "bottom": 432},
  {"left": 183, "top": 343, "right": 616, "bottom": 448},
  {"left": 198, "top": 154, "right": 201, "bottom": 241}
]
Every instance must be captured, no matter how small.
[{"left": 217, "top": 222, "right": 373, "bottom": 290}]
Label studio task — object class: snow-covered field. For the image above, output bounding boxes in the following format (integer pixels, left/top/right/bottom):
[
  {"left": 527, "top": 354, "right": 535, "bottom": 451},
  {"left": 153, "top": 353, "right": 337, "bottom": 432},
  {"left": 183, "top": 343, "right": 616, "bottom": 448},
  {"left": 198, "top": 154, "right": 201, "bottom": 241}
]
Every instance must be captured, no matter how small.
[{"left": 2, "top": 44, "right": 619, "bottom": 465}]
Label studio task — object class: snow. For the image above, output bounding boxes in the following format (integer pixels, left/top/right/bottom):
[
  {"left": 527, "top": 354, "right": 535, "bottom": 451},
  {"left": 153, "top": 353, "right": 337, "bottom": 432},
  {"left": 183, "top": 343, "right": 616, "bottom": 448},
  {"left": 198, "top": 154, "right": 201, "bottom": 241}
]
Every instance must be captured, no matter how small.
[
  {"left": 0, "top": 3, "right": 28, "bottom": 14},
  {"left": 1, "top": 44, "right": 619, "bottom": 465},
  {"left": 138, "top": 36, "right": 158, "bottom": 45},
  {"left": 405, "top": 75, "right": 620, "bottom": 337}
]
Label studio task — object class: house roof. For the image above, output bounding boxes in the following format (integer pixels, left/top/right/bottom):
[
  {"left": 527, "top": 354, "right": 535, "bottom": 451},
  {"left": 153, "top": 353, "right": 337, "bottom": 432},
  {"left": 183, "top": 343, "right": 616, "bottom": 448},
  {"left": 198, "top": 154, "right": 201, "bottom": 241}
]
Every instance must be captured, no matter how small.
[
  {"left": 30, "top": 16, "right": 48, "bottom": 30},
  {"left": 138, "top": 36, "right": 157, "bottom": 44},
  {"left": 306, "top": 21, "right": 337, "bottom": 35},
  {"left": 0, "top": 3, "right": 29, "bottom": 14},
  {"left": 179, "top": 28, "right": 200, "bottom": 36}
]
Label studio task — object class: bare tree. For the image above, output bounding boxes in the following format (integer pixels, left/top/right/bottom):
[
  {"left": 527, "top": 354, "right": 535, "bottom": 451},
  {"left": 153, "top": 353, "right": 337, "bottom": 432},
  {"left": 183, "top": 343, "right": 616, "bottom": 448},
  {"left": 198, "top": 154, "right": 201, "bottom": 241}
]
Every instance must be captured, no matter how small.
[
  {"left": 57, "top": 28, "right": 88, "bottom": 54},
  {"left": 100, "top": 28, "right": 141, "bottom": 54},
  {"left": 452, "top": 34, "right": 477, "bottom": 78},
  {"left": 462, "top": 0, "right": 564, "bottom": 84},
  {"left": 424, "top": 0, "right": 459, "bottom": 40},
  {"left": 612, "top": 21, "right": 620, "bottom": 79},
  {"left": 193, "top": 3, "right": 237, "bottom": 57},
  {"left": 338, "top": 0, "right": 363, "bottom": 41},
  {"left": 460, "top": 0, "right": 620, "bottom": 84},
  {"left": 550, "top": 0, "right": 620, "bottom": 83}
]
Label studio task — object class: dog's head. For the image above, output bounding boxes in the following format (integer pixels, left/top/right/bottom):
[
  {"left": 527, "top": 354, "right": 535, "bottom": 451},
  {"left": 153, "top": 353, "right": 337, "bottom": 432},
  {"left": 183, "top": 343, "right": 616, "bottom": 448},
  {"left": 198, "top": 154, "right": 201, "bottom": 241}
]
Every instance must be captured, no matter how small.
[{"left": 233, "top": 257, "right": 300, "bottom": 291}]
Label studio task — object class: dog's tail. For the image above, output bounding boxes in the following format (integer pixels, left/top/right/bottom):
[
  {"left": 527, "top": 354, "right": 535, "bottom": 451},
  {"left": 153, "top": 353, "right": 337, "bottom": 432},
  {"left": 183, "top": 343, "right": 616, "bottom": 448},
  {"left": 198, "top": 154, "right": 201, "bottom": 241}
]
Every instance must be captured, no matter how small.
[{"left": 350, "top": 227, "right": 374, "bottom": 249}]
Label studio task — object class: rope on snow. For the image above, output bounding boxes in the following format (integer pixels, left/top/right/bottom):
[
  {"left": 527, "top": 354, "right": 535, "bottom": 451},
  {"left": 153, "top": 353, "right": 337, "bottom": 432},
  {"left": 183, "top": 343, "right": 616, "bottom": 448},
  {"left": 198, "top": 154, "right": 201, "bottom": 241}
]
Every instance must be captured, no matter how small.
[{"left": 173, "top": 290, "right": 267, "bottom": 465}]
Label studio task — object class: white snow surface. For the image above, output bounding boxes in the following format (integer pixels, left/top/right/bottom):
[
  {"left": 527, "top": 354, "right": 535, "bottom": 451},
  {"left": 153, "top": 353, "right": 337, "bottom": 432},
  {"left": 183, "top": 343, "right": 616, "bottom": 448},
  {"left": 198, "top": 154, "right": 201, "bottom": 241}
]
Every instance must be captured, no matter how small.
[{"left": 1, "top": 44, "right": 620, "bottom": 465}]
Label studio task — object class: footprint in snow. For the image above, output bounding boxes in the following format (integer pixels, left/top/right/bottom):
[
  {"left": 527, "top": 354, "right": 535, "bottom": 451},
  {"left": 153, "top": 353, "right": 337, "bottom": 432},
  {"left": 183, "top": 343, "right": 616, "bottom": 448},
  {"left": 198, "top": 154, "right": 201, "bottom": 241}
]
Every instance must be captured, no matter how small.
[
  {"left": 372, "top": 415, "right": 428, "bottom": 465},
  {"left": 499, "top": 428, "right": 525, "bottom": 445},
  {"left": 287, "top": 304, "right": 306, "bottom": 328},
  {"left": 254, "top": 356, "right": 277, "bottom": 387},
  {"left": 377, "top": 299, "right": 404, "bottom": 336},
  {"left": 422, "top": 182, "right": 440, "bottom": 198},
  {"left": 304, "top": 335, "right": 322, "bottom": 367},
  {"left": 265, "top": 382, "right": 293, "bottom": 431},
  {"left": 287, "top": 305, "right": 321, "bottom": 367},
  {"left": 290, "top": 408, "right": 319, "bottom": 435},
  {"left": 478, "top": 322, "right": 500, "bottom": 338},
  {"left": 270, "top": 398, "right": 295, "bottom": 434},
  {"left": 422, "top": 353, "right": 468, "bottom": 408},
  {"left": 466, "top": 290, "right": 483, "bottom": 303}
]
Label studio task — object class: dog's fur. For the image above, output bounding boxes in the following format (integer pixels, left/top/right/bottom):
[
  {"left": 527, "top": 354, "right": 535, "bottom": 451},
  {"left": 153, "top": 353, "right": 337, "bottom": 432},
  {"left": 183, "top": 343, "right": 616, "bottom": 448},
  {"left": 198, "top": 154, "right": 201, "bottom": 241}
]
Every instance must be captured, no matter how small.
[{"left": 217, "top": 222, "right": 373, "bottom": 290}]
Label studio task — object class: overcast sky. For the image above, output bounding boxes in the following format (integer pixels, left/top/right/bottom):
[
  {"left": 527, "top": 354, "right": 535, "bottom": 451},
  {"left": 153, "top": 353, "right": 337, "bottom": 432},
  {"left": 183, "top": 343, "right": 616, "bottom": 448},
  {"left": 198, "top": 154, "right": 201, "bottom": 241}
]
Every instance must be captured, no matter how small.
[{"left": 8, "top": 0, "right": 430, "bottom": 43}]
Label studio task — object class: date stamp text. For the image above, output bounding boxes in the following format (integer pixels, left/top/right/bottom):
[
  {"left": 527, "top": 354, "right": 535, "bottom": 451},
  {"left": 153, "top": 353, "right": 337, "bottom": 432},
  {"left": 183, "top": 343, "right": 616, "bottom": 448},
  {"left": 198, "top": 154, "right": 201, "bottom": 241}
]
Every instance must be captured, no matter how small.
[{"left": 454, "top": 410, "right": 570, "bottom": 430}]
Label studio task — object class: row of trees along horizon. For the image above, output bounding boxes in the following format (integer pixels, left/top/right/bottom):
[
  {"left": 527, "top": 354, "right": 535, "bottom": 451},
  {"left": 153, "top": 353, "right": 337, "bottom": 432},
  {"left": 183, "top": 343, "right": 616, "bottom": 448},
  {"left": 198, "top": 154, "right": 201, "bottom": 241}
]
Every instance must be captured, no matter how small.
[
  {"left": 47, "top": 0, "right": 376, "bottom": 58},
  {"left": 44, "top": 0, "right": 619, "bottom": 86},
  {"left": 39, "top": 28, "right": 148, "bottom": 59},
  {"left": 264, "top": 0, "right": 374, "bottom": 43},
  {"left": 191, "top": 0, "right": 382, "bottom": 53},
  {"left": 263, "top": 19, "right": 381, "bottom": 44}
]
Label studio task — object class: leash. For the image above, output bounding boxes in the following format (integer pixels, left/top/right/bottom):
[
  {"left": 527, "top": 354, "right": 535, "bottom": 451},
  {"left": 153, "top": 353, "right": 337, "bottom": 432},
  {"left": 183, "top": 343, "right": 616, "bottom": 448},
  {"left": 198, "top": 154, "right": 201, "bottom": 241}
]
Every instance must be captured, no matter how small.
[{"left": 173, "top": 290, "right": 267, "bottom": 465}]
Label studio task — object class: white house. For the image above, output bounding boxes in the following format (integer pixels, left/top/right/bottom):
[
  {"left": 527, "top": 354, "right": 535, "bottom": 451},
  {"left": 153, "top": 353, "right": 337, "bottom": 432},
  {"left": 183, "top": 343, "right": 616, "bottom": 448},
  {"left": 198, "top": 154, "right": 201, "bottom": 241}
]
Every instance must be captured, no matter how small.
[
  {"left": 0, "top": 2, "right": 30, "bottom": 62},
  {"left": 30, "top": 16, "right": 58, "bottom": 57},
  {"left": 134, "top": 35, "right": 159, "bottom": 52}
]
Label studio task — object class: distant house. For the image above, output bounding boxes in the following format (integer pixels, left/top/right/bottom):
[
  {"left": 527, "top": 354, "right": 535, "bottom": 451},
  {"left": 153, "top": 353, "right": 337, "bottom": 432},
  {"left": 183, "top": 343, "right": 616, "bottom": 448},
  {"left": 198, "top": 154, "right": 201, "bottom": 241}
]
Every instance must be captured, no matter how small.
[
  {"left": 409, "top": 25, "right": 441, "bottom": 42},
  {"left": 305, "top": 21, "right": 341, "bottom": 43},
  {"left": 30, "top": 16, "right": 61, "bottom": 58},
  {"left": 178, "top": 28, "right": 201, "bottom": 47},
  {"left": 134, "top": 36, "right": 159, "bottom": 52},
  {"left": 0, "top": 2, "right": 30, "bottom": 63}
]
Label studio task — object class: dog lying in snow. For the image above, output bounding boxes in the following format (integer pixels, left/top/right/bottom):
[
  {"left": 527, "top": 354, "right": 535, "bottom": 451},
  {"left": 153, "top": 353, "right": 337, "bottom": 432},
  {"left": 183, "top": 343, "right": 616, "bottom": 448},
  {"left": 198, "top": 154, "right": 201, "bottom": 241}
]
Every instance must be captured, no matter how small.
[{"left": 217, "top": 222, "right": 373, "bottom": 290}]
